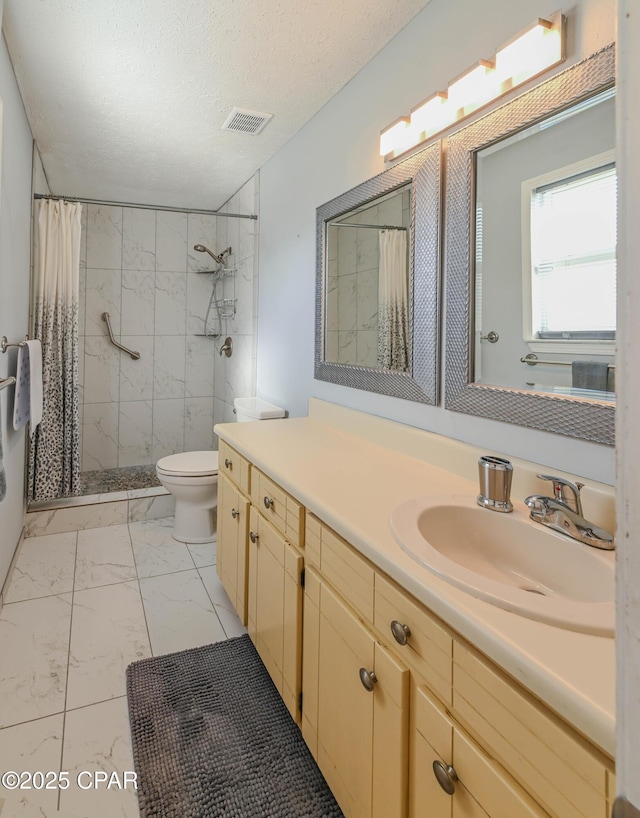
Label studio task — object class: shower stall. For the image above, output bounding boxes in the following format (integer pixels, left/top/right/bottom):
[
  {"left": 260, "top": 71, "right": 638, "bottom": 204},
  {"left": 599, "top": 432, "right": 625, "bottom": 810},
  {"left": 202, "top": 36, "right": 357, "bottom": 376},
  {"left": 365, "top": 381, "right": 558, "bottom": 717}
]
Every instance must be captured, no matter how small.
[{"left": 29, "top": 175, "right": 259, "bottom": 506}]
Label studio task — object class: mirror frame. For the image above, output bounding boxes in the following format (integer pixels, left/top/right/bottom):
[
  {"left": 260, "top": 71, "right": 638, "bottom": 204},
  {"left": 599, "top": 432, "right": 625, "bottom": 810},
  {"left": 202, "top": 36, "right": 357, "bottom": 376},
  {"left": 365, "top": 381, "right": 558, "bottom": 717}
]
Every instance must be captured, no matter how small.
[
  {"left": 315, "top": 141, "right": 441, "bottom": 404},
  {"left": 444, "top": 44, "right": 615, "bottom": 445}
]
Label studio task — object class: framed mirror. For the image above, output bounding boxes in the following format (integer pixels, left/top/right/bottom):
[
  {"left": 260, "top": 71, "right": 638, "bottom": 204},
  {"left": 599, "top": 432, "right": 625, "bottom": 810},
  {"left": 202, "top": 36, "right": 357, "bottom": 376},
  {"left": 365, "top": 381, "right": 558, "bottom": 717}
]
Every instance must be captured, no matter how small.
[
  {"left": 444, "top": 44, "right": 615, "bottom": 444},
  {"left": 315, "top": 141, "right": 441, "bottom": 404}
]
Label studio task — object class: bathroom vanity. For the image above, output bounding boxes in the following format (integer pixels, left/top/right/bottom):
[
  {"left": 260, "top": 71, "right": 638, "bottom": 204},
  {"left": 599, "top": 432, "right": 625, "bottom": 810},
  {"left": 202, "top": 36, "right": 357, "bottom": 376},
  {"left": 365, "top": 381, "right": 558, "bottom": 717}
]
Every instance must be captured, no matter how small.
[{"left": 215, "top": 401, "right": 615, "bottom": 818}]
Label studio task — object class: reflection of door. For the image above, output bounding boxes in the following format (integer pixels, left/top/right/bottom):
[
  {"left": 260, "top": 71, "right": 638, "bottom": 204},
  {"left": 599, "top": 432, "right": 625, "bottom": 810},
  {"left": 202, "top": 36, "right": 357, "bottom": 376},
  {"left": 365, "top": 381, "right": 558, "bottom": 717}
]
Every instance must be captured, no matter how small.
[{"left": 474, "top": 90, "right": 615, "bottom": 392}]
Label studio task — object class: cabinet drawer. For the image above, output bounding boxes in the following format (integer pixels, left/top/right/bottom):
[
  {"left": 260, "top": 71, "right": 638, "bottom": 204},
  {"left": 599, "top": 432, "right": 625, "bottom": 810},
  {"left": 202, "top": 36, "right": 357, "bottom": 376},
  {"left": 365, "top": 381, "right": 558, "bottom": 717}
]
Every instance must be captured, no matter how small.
[
  {"left": 219, "top": 440, "right": 250, "bottom": 495},
  {"left": 412, "top": 684, "right": 548, "bottom": 818},
  {"left": 375, "top": 573, "right": 452, "bottom": 705},
  {"left": 306, "top": 515, "right": 374, "bottom": 623},
  {"left": 251, "top": 467, "right": 304, "bottom": 547},
  {"left": 453, "top": 642, "right": 610, "bottom": 818}
]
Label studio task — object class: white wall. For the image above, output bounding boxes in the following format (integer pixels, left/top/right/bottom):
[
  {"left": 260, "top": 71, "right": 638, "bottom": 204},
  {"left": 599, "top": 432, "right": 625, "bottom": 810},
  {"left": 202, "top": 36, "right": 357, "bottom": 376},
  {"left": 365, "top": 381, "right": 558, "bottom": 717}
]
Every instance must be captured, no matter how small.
[
  {"left": 257, "top": 0, "right": 616, "bottom": 484},
  {"left": 616, "top": 0, "right": 640, "bottom": 809},
  {"left": 0, "top": 23, "right": 36, "bottom": 590}
]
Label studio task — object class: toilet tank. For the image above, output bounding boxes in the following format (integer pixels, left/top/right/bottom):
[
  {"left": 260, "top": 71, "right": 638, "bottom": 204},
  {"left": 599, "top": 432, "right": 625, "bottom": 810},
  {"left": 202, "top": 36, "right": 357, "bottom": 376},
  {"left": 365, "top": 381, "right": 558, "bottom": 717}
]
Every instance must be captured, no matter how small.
[{"left": 234, "top": 397, "right": 286, "bottom": 422}]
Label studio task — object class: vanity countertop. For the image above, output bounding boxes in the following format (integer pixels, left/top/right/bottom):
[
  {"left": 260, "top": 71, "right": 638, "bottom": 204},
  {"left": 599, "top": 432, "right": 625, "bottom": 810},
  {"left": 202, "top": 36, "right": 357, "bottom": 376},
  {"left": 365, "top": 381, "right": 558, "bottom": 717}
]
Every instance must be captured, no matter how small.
[{"left": 215, "top": 415, "right": 615, "bottom": 759}]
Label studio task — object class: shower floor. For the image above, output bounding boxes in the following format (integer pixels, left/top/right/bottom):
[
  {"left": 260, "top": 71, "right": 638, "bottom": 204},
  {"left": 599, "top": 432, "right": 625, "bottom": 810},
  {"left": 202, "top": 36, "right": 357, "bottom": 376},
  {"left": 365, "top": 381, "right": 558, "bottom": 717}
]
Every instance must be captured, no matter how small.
[{"left": 80, "top": 464, "right": 161, "bottom": 496}]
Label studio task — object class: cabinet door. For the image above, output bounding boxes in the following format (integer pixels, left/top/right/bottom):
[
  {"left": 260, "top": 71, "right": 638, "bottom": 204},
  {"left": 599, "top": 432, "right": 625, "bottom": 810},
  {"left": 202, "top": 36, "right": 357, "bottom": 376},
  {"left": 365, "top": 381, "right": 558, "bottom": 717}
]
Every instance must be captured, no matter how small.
[
  {"left": 247, "top": 510, "right": 303, "bottom": 723},
  {"left": 412, "top": 685, "right": 548, "bottom": 818},
  {"left": 217, "top": 474, "right": 249, "bottom": 623},
  {"left": 315, "top": 580, "right": 408, "bottom": 818}
]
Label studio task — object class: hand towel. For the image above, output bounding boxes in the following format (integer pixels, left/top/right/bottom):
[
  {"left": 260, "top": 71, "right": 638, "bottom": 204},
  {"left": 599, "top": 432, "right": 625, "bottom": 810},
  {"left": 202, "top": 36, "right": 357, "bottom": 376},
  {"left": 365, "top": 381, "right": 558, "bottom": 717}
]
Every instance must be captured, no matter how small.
[
  {"left": 13, "top": 340, "right": 43, "bottom": 435},
  {"left": 571, "top": 360, "right": 609, "bottom": 392}
]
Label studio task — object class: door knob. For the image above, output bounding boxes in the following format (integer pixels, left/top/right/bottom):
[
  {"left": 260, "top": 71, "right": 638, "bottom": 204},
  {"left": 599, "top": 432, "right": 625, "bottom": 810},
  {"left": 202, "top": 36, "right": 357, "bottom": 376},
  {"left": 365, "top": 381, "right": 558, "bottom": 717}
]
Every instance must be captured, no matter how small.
[
  {"left": 231, "top": 508, "right": 239, "bottom": 519},
  {"left": 224, "top": 458, "right": 232, "bottom": 469},
  {"left": 263, "top": 496, "right": 274, "bottom": 510},
  {"left": 480, "top": 330, "right": 499, "bottom": 343},
  {"left": 249, "top": 531, "right": 259, "bottom": 543}
]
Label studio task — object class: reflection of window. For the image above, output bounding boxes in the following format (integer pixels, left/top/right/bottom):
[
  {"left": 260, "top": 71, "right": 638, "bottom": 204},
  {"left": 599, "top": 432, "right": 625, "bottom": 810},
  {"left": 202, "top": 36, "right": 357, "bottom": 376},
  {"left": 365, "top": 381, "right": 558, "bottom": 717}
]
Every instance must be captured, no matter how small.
[{"left": 526, "top": 158, "right": 616, "bottom": 340}]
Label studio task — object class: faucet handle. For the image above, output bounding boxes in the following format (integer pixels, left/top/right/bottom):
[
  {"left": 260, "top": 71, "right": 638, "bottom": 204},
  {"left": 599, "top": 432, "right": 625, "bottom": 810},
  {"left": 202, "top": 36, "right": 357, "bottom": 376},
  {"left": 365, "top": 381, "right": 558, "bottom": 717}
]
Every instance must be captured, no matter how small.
[{"left": 536, "top": 474, "right": 583, "bottom": 515}]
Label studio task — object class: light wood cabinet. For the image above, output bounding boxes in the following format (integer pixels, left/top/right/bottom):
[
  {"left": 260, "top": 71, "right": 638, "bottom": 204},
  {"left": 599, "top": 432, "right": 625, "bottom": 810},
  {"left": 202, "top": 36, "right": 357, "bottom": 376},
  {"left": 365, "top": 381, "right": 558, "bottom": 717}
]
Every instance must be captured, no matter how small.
[
  {"left": 247, "top": 507, "right": 303, "bottom": 722},
  {"left": 411, "top": 684, "right": 548, "bottom": 818},
  {"left": 216, "top": 443, "right": 615, "bottom": 818},
  {"left": 303, "top": 566, "right": 409, "bottom": 818},
  {"left": 216, "top": 473, "right": 249, "bottom": 623}
]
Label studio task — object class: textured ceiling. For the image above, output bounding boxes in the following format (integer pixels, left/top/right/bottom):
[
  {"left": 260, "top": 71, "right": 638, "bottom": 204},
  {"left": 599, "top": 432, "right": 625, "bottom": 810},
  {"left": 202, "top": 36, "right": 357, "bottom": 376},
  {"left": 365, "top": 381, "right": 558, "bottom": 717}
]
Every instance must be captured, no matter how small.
[{"left": 3, "top": 0, "right": 431, "bottom": 210}]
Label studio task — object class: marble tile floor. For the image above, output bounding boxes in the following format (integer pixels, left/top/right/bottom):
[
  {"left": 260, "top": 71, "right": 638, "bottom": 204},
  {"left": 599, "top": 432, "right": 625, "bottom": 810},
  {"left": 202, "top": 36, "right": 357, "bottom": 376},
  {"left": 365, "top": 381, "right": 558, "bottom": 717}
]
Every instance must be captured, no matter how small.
[{"left": 0, "top": 517, "right": 245, "bottom": 817}]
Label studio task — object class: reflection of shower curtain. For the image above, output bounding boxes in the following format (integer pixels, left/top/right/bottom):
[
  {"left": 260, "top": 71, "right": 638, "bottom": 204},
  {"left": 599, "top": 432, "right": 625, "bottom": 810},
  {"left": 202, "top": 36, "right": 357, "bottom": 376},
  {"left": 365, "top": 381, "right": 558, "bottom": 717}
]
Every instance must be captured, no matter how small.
[
  {"left": 29, "top": 200, "right": 82, "bottom": 501},
  {"left": 377, "top": 229, "right": 409, "bottom": 371}
]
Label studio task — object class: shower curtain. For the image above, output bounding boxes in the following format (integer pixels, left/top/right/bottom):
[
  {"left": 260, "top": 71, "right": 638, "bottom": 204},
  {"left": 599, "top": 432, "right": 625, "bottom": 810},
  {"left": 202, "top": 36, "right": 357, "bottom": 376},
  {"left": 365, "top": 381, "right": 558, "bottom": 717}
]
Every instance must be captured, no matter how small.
[
  {"left": 377, "top": 229, "right": 409, "bottom": 371},
  {"left": 29, "top": 199, "right": 82, "bottom": 501}
]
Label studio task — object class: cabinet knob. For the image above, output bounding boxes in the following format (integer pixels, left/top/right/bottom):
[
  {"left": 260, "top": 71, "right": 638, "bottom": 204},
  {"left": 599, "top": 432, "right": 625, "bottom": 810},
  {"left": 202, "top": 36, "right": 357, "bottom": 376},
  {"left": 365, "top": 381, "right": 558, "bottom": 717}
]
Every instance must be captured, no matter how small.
[
  {"left": 390, "top": 620, "right": 411, "bottom": 645},
  {"left": 264, "top": 496, "right": 274, "bottom": 510},
  {"left": 432, "top": 760, "right": 458, "bottom": 796},
  {"left": 231, "top": 508, "right": 239, "bottom": 519},
  {"left": 250, "top": 531, "right": 259, "bottom": 544},
  {"left": 359, "top": 667, "right": 377, "bottom": 692},
  {"left": 224, "top": 458, "right": 232, "bottom": 469}
]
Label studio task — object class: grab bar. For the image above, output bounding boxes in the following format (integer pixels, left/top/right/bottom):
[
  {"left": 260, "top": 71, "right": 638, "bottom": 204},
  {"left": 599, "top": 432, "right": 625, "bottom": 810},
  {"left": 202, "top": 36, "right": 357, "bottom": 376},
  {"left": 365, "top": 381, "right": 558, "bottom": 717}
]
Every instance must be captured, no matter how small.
[
  {"left": 101, "top": 313, "right": 140, "bottom": 360},
  {"left": 0, "top": 376, "right": 16, "bottom": 392}
]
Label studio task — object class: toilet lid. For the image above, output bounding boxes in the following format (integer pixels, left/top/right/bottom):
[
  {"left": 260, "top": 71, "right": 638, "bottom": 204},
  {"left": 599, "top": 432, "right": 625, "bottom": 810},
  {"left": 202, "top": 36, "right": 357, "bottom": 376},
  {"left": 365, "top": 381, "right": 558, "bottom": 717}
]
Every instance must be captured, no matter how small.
[{"left": 156, "top": 451, "right": 219, "bottom": 477}]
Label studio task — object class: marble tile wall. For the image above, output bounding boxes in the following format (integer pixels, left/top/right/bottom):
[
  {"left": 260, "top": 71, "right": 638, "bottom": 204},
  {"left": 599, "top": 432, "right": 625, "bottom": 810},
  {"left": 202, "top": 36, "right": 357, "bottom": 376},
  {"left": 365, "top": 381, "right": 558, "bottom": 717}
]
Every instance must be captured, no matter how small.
[
  {"left": 78, "top": 175, "right": 259, "bottom": 470},
  {"left": 326, "top": 189, "right": 411, "bottom": 369}
]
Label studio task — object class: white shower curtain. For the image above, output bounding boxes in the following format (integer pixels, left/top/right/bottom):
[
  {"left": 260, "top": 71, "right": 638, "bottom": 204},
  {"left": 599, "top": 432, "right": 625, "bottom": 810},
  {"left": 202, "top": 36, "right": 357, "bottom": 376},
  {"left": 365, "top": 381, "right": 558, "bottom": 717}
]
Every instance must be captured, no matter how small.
[
  {"left": 377, "top": 229, "right": 409, "bottom": 371},
  {"left": 29, "top": 199, "right": 82, "bottom": 500}
]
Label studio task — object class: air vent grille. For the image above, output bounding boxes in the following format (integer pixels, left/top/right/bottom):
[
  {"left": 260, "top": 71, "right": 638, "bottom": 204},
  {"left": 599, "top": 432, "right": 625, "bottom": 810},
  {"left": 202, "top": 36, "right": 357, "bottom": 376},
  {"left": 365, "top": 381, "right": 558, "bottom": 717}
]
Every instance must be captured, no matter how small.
[{"left": 222, "top": 107, "right": 273, "bottom": 135}]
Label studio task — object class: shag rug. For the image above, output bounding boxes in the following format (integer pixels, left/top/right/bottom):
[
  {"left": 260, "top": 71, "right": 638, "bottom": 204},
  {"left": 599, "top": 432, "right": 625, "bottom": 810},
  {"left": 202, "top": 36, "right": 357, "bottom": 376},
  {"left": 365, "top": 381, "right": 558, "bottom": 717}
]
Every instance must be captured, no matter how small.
[{"left": 126, "top": 635, "right": 344, "bottom": 818}]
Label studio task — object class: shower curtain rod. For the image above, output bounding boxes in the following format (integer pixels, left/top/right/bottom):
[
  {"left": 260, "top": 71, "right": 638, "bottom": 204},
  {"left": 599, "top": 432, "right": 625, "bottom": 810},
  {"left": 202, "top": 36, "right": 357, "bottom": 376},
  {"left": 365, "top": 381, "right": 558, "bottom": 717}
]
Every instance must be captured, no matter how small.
[
  {"left": 329, "top": 221, "right": 407, "bottom": 230},
  {"left": 33, "top": 194, "right": 257, "bottom": 220}
]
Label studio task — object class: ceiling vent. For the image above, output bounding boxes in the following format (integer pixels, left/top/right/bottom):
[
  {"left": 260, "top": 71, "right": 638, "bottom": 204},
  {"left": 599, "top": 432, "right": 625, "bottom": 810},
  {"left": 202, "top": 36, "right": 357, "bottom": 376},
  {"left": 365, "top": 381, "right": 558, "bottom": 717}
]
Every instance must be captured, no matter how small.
[{"left": 222, "top": 107, "right": 273, "bottom": 135}]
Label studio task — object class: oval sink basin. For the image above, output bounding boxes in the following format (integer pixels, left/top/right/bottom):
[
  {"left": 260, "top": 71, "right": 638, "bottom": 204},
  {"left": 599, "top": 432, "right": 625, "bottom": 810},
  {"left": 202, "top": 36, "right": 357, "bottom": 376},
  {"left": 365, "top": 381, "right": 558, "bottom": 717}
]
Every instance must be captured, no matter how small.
[{"left": 390, "top": 495, "right": 614, "bottom": 636}]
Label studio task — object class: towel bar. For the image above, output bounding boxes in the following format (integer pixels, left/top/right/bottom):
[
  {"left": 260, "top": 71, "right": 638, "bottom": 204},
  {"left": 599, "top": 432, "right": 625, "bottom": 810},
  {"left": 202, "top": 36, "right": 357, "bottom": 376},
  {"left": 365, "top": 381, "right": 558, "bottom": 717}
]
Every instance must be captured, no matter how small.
[
  {"left": 1, "top": 335, "right": 29, "bottom": 353},
  {"left": 0, "top": 376, "right": 16, "bottom": 392},
  {"left": 521, "top": 353, "right": 615, "bottom": 369}
]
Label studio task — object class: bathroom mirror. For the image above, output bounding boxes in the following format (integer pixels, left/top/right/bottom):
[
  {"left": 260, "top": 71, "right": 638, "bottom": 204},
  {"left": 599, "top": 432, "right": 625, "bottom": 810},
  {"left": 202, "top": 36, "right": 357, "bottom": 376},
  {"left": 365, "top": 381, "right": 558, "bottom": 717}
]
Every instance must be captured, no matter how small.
[
  {"left": 444, "top": 44, "right": 615, "bottom": 444},
  {"left": 315, "top": 141, "right": 440, "bottom": 404}
]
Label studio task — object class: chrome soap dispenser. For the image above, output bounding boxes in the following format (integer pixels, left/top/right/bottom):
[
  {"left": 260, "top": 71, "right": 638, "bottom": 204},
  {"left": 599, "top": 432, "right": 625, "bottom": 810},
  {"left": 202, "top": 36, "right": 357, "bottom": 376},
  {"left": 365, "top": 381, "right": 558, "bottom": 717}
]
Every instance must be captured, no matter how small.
[{"left": 477, "top": 455, "right": 513, "bottom": 513}]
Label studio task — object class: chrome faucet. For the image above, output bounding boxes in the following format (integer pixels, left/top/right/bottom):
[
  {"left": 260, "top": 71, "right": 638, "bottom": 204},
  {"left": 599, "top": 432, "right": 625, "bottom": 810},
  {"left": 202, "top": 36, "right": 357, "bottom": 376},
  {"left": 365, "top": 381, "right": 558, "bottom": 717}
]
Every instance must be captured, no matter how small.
[{"left": 524, "top": 475, "right": 615, "bottom": 550}]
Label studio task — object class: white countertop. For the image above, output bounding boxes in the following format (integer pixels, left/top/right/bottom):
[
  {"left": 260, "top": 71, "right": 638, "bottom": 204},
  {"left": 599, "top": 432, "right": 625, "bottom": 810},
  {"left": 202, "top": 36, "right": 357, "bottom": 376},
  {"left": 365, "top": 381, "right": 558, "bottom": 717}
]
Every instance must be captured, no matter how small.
[{"left": 215, "top": 415, "right": 615, "bottom": 758}]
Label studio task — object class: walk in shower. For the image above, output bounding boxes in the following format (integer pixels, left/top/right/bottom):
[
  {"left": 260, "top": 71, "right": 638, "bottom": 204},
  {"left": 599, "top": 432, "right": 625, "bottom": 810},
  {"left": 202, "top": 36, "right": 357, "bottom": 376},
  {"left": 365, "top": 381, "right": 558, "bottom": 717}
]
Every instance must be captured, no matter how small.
[{"left": 29, "top": 175, "right": 259, "bottom": 507}]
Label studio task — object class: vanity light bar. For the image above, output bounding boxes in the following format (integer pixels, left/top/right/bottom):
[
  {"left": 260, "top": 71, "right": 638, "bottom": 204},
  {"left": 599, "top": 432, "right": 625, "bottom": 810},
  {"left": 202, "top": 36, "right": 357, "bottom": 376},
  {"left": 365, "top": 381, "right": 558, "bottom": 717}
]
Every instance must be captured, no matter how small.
[{"left": 380, "top": 10, "right": 565, "bottom": 161}]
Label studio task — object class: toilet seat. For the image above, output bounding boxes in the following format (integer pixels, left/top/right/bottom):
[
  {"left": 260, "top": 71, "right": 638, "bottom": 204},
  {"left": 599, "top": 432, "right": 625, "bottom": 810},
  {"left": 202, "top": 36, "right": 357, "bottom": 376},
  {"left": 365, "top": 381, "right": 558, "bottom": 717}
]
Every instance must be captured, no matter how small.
[{"left": 156, "top": 451, "right": 219, "bottom": 477}]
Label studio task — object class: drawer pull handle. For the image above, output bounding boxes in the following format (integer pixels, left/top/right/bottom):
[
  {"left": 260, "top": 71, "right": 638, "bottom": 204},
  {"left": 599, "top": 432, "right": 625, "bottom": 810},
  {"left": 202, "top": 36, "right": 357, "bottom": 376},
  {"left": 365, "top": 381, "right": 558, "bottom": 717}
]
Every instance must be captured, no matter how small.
[
  {"left": 359, "top": 668, "right": 377, "bottom": 692},
  {"left": 390, "top": 620, "right": 411, "bottom": 645},
  {"left": 231, "top": 508, "right": 239, "bottom": 519},
  {"left": 432, "top": 761, "right": 458, "bottom": 796},
  {"left": 264, "top": 496, "right": 274, "bottom": 510},
  {"left": 249, "top": 531, "right": 259, "bottom": 544},
  {"left": 224, "top": 458, "right": 232, "bottom": 469}
]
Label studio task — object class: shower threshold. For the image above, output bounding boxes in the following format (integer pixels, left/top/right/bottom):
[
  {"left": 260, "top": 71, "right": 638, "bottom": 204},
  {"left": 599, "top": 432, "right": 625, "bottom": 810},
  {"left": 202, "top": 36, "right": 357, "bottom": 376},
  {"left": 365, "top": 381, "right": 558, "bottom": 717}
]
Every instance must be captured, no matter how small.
[{"left": 28, "top": 464, "right": 165, "bottom": 512}]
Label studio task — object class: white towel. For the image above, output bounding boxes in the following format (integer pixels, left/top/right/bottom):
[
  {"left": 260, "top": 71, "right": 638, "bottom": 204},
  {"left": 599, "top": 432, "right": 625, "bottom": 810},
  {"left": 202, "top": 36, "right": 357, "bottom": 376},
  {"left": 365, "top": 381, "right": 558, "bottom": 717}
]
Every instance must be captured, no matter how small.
[{"left": 13, "top": 340, "right": 43, "bottom": 435}]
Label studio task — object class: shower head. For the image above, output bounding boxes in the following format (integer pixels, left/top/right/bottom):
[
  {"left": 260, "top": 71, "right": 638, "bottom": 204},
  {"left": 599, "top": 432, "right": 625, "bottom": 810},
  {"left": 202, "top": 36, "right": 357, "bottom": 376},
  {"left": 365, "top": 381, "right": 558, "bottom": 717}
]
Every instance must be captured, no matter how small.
[{"left": 194, "top": 244, "right": 225, "bottom": 265}]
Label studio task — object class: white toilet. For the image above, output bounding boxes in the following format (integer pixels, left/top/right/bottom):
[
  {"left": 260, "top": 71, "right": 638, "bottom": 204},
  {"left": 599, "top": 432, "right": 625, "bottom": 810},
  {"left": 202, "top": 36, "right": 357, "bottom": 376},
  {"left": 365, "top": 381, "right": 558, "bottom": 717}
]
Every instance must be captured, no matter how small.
[{"left": 156, "top": 397, "right": 285, "bottom": 543}]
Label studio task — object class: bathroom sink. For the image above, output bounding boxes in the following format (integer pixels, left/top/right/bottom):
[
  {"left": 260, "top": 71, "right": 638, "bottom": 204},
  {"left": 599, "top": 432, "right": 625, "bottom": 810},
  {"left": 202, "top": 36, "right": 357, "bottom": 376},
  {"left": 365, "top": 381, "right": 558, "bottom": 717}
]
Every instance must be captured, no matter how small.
[{"left": 389, "top": 495, "right": 614, "bottom": 636}]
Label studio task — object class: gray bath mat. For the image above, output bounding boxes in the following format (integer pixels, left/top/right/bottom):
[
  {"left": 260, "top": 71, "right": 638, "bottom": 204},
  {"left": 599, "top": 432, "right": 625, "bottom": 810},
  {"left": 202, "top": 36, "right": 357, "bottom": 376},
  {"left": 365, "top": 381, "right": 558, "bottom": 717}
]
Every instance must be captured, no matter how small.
[{"left": 126, "top": 635, "right": 344, "bottom": 818}]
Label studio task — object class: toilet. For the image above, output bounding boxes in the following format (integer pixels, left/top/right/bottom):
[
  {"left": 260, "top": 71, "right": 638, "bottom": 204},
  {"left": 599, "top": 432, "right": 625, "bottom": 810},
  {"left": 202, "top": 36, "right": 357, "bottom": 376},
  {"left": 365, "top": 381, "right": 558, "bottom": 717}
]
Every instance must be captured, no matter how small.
[{"left": 156, "top": 397, "right": 285, "bottom": 543}]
